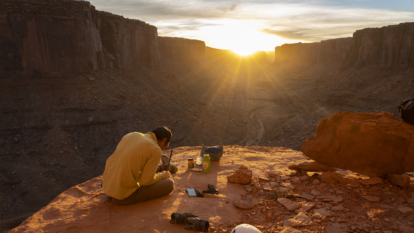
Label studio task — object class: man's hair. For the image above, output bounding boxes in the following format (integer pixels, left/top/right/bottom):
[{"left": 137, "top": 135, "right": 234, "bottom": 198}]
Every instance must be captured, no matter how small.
[{"left": 151, "top": 126, "right": 172, "bottom": 144}]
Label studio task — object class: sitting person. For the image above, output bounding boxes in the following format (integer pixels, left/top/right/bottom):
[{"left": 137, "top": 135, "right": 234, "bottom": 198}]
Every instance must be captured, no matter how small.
[{"left": 103, "top": 126, "right": 176, "bottom": 205}]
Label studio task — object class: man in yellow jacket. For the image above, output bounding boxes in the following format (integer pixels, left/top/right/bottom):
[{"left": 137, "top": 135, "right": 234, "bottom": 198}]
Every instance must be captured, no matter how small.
[{"left": 103, "top": 126, "right": 175, "bottom": 205}]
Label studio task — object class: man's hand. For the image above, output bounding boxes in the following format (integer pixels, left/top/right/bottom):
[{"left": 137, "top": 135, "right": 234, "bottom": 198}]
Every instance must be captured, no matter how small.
[{"left": 162, "top": 171, "right": 171, "bottom": 179}]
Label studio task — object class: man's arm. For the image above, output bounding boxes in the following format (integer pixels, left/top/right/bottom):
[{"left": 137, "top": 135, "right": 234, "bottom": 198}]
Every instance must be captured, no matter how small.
[{"left": 138, "top": 148, "right": 165, "bottom": 186}]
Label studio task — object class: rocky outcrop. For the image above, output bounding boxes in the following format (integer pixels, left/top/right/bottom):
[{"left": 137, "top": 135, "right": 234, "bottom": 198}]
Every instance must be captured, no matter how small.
[
  {"left": 227, "top": 165, "right": 252, "bottom": 184},
  {"left": 301, "top": 112, "right": 414, "bottom": 177},
  {"left": 0, "top": 0, "right": 159, "bottom": 75},
  {"left": 158, "top": 37, "right": 205, "bottom": 63}
]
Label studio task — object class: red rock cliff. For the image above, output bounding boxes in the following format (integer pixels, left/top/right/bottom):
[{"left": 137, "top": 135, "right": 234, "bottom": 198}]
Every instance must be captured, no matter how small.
[
  {"left": 0, "top": 0, "right": 160, "bottom": 75},
  {"left": 274, "top": 22, "right": 414, "bottom": 69},
  {"left": 158, "top": 37, "right": 205, "bottom": 63},
  {"left": 346, "top": 22, "right": 414, "bottom": 68}
]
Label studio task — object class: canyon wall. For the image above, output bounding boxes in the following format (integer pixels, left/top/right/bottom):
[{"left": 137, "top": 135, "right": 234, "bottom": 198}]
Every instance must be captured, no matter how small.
[
  {"left": 346, "top": 22, "right": 414, "bottom": 68},
  {"left": 274, "top": 42, "right": 320, "bottom": 68},
  {"left": 0, "top": 0, "right": 160, "bottom": 76},
  {"left": 158, "top": 37, "right": 205, "bottom": 63},
  {"left": 274, "top": 22, "right": 414, "bottom": 69}
]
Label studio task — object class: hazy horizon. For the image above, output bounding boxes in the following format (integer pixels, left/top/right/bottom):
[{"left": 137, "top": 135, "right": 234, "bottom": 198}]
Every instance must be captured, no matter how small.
[{"left": 92, "top": 0, "right": 413, "bottom": 55}]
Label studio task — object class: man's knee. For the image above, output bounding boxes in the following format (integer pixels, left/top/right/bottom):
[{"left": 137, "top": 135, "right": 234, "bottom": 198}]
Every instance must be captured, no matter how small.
[{"left": 164, "top": 178, "right": 175, "bottom": 193}]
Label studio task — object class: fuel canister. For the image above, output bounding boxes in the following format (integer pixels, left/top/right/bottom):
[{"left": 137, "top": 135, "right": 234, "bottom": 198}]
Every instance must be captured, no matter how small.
[{"left": 202, "top": 154, "right": 210, "bottom": 173}]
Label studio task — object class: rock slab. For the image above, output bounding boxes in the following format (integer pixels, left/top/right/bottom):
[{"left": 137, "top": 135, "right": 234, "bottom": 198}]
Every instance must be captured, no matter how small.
[
  {"left": 280, "top": 227, "right": 303, "bottom": 233},
  {"left": 313, "top": 208, "right": 331, "bottom": 218},
  {"left": 234, "top": 197, "right": 255, "bottom": 209},
  {"left": 326, "top": 223, "right": 348, "bottom": 233},
  {"left": 288, "top": 212, "right": 314, "bottom": 227},
  {"left": 227, "top": 165, "right": 252, "bottom": 184},
  {"left": 359, "top": 177, "right": 383, "bottom": 185},
  {"left": 397, "top": 206, "right": 414, "bottom": 214},
  {"left": 301, "top": 112, "right": 414, "bottom": 177},
  {"left": 288, "top": 161, "right": 336, "bottom": 172},
  {"left": 387, "top": 174, "right": 410, "bottom": 188},
  {"left": 278, "top": 198, "right": 302, "bottom": 211}
]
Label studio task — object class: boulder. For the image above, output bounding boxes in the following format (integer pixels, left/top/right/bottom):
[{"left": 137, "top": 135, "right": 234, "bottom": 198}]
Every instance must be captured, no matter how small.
[
  {"left": 288, "top": 161, "right": 336, "bottom": 172},
  {"left": 234, "top": 197, "right": 254, "bottom": 209},
  {"left": 387, "top": 174, "right": 410, "bottom": 188},
  {"left": 227, "top": 165, "right": 252, "bottom": 184},
  {"left": 321, "top": 172, "right": 343, "bottom": 184},
  {"left": 301, "top": 112, "right": 414, "bottom": 177}
]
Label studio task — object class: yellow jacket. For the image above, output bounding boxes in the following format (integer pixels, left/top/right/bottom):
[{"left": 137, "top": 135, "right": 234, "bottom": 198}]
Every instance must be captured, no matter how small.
[{"left": 103, "top": 132, "right": 164, "bottom": 200}]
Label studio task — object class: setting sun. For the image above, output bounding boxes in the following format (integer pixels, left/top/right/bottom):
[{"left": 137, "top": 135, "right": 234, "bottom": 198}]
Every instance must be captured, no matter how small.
[{"left": 189, "top": 20, "right": 292, "bottom": 55}]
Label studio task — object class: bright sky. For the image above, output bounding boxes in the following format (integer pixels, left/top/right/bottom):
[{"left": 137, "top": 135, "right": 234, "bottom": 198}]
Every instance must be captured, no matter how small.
[{"left": 91, "top": 0, "right": 414, "bottom": 55}]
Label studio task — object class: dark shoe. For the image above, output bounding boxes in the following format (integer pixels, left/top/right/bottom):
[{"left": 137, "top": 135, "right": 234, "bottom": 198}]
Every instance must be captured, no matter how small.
[
  {"left": 202, "top": 184, "right": 218, "bottom": 195},
  {"left": 184, "top": 217, "right": 209, "bottom": 232},
  {"left": 170, "top": 212, "right": 197, "bottom": 224}
]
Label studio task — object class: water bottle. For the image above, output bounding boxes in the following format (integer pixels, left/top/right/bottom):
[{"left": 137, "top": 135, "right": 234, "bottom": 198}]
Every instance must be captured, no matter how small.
[{"left": 202, "top": 154, "right": 210, "bottom": 173}]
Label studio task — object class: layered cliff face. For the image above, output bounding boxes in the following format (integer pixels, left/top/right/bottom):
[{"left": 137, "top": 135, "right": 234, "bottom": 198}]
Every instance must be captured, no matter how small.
[
  {"left": 97, "top": 11, "right": 160, "bottom": 70},
  {"left": 318, "top": 38, "right": 353, "bottom": 63},
  {"left": 158, "top": 37, "right": 205, "bottom": 63},
  {"left": 346, "top": 23, "right": 414, "bottom": 68},
  {"left": 0, "top": 0, "right": 102, "bottom": 75},
  {"left": 0, "top": 0, "right": 160, "bottom": 75},
  {"left": 274, "top": 22, "right": 414, "bottom": 69}
]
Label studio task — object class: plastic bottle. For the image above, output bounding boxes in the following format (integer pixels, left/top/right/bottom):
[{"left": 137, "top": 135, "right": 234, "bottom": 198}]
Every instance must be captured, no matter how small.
[{"left": 202, "top": 154, "right": 210, "bottom": 173}]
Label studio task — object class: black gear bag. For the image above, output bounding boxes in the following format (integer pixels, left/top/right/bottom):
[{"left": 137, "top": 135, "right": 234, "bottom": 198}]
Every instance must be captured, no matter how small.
[{"left": 398, "top": 98, "right": 414, "bottom": 125}]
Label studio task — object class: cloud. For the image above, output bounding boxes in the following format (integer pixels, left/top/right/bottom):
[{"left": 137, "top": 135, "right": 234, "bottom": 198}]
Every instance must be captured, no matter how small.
[
  {"left": 94, "top": 0, "right": 239, "bottom": 21},
  {"left": 90, "top": 0, "right": 414, "bottom": 49},
  {"left": 261, "top": 29, "right": 309, "bottom": 41}
]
